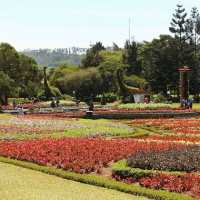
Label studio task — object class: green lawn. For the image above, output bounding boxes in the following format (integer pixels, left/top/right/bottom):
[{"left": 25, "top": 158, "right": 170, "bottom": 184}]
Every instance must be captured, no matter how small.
[
  {"left": 0, "top": 162, "right": 149, "bottom": 200},
  {"left": 117, "top": 103, "right": 179, "bottom": 110},
  {"left": 117, "top": 102, "right": 200, "bottom": 110}
]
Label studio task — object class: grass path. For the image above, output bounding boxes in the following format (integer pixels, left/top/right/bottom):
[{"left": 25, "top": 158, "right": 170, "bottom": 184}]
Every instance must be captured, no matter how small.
[{"left": 0, "top": 162, "right": 149, "bottom": 200}]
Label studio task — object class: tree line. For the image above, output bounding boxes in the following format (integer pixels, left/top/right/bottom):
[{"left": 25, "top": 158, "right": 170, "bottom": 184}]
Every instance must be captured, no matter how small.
[{"left": 1, "top": 4, "right": 200, "bottom": 105}]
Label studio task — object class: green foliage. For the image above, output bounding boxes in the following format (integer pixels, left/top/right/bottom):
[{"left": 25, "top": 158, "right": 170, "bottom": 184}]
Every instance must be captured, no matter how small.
[
  {"left": 124, "top": 75, "right": 148, "bottom": 89},
  {"left": 57, "top": 68, "right": 103, "bottom": 100},
  {"left": 169, "top": 4, "right": 190, "bottom": 66},
  {"left": 49, "top": 64, "right": 79, "bottom": 86},
  {"left": 8, "top": 98, "right": 32, "bottom": 104},
  {"left": 23, "top": 49, "right": 84, "bottom": 67},
  {"left": 18, "top": 54, "right": 43, "bottom": 98},
  {"left": 140, "top": 35, "right": 179, "bottom": 94},
  {"left": 117, "top": 103, "right": 175, "bottom": 110},
  {"left": 0, "top": 157, "right": 195, "bottom": 200},
  {"left": 123, "top": 40, "right": 141, "bottom": 75},
  {"left": 100, "top": 51, "right": 123, "bottom": 63},
  {"left": 0, "top": 43, "right": 42, "bottom": 104},
  {"left": 50, "top": 64, "right": 104, "bottom": 99},
  {"left": 81, "top": 42, "right": 105, "bottom": 67},
  {"left": 50, "top": 86, "right": 62, "bottom": 97},
  {"left": 50, "top": 50, "right": 128, "bottom": 100},
  {"left": 64, "top": 119, "right": 134, "bottom": 137},
  {"left": 95, "top": 93, "right": 118, "bottom": 103},
  {"left": 98, "top": 50, "right": 127, "bottom": 94},
  {"left": 0, "top": 71, "right": 19, "bottom": 105},
  {"left": 169, "top": 4, "right": 188, "bottom": 41},
  {"left": 112, "top": 160, "right": 153, "bottom": 179},
  {"left": 153, "top": 93, "right": 167, "bottom": 103}
]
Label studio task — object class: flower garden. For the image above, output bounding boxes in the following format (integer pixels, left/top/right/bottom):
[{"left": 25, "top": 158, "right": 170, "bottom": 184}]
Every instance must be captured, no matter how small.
[{"left": 0, "top": 112, "right": 200, "bottom": 200}]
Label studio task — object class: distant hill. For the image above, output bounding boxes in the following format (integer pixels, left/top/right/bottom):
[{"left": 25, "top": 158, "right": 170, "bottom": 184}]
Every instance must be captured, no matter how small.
[{"left": 21, "top": 47, "right": 87, "bottom": 67}]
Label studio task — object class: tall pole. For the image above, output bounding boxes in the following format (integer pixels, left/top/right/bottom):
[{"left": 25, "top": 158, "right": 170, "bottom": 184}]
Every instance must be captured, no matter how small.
[{"left": 129, "top": 17, "right": 131, "bottom": 43}]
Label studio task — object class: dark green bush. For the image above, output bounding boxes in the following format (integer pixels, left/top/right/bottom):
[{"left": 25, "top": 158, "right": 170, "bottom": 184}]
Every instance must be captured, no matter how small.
[
  {"left": 95, "top": 93, "right": 118, "bottom": 103},
  {"left": 127, "top": 145, "right": 200, "bottom": 172},
  {"left": 112, "top": 160, "right": 153, "bottom": 179}
]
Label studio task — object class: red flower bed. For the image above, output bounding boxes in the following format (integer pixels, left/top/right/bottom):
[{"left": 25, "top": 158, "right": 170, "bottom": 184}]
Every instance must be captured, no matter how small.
[
  {"left": 28, "top": 112, "right": 85, "bottom": 118},
  {"left": 139, "top": 173, "right": 200, "bottom": 198},
  {"left": 113, "top": 173, "right": 200, "bottom": 198},
  {"left": 146, "top": 135, "right": 200, "bottom": 143},
  {"left": 0, "top": 138, "right": 181, "bottom": 173},
  {"left": 132, "top": 117, "right": 200, "bottom": 136}
]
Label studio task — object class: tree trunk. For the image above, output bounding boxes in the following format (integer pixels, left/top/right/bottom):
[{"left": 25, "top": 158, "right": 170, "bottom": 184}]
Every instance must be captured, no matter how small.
[{"left": 0, "top": 95, "right": 8, "bottom": 106}]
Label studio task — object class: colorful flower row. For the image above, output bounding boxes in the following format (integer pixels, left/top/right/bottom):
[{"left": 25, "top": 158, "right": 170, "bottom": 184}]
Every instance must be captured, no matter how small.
[
  {"left": 0, "top": 115, "right": 83, "bottom": 135},
  {"left": 0, "top": 138, "right": 182, "bottom": 173},
  {"left": 131, "top": 117, "right": 200, "bottom": 136},
  {"left": 146, "top": 135, "right": 200, "bottom": 143}
]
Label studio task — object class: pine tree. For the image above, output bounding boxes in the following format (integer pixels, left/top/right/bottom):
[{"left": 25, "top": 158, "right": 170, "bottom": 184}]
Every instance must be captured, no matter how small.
[
  {"left": 81, "top": 42, "right": 105, "bottom": 67},
  {"left": 122, "top": 40, "right": 141, "bottom": 75},
  {"left": 169, "top": 4, "right": 188, "bottom": 65},
  {"left": 189, "top": 7, "right": 200, "bottom": 58}
]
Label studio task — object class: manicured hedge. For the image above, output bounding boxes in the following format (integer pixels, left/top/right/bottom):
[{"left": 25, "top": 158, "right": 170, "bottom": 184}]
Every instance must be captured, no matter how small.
[
  {"left": 112, "top": 160, "right": 153, "bottom": 179},
  {"left": 0, "top": 156, "right": 195, "bottom": 200},
  {"left": 112, "top": 160, "right": 182, "bottom": 179}
]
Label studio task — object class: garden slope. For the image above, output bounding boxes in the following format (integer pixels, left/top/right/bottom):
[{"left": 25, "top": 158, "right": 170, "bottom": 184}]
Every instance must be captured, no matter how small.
[{"left": 0, "top": 162, "right": 148, "bottom": 200}]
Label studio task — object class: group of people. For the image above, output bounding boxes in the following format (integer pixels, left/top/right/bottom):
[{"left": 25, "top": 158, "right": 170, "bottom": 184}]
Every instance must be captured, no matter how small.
[
  {"left": 181, "top": 98, "right": 193, "bottom": 109},
  {"left": 12, "top": 99, "right": 24, "bottom": 110},
  {"left": 50, "top": 97, "right": 60, "bottom": 108}
]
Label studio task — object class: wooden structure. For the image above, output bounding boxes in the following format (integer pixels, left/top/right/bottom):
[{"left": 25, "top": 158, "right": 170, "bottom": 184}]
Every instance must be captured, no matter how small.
[{"left": 178, "top": 66, "right": 191, "bottom": 103}]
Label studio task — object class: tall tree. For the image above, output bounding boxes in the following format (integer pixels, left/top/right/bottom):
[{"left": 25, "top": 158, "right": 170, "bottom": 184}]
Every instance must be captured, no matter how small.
[
  {"left": 18, "top": 54, "right": 43, "bottom": 98},
  {"left": 81, "top": 42, "right": 105, "bottom": 67},
  {"left": 140, "top": 35, "right": 180, "bottom": 95},
  {"left": 183, "top": 7, "right": 200, "bottom": 96},
  {"left": 169, "top": 4, "right": 188, "bottom": 65},
  {"left": 0, "top": 72, "right": 18, "bottom": 105},
  {"left": 122, "top": 40, "right": 141, "bottom": 75},
  {"left": 188, "top": 7, "right": 200, "bottom": 58},
  {"left": 0, "top": 43, "right": 43, "bottom": 104}
]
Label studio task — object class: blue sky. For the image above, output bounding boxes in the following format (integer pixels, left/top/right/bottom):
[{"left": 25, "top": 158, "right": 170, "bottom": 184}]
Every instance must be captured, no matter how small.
[{"left": 0, "top": 0, "right": 200, "bottom": 50}]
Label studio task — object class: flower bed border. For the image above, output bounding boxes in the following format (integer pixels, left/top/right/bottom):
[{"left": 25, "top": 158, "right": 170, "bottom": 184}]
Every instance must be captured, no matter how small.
[
  {"left": 0, "top": 156, "right": 195, "bottom": 200},
  {"left": 112, "top": 160, "right": 183, "bottom": 179},
  {"left": 89, "top": 111, "right": 200, "bottom": 119},
  {"left": 3, "top": 109, "right": 200, "bottom": 119}
]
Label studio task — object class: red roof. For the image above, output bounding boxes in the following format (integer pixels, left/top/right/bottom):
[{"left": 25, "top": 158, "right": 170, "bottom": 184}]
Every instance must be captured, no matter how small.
[{"left": 178, "top": 66, "right": 191, "bottom": 72}]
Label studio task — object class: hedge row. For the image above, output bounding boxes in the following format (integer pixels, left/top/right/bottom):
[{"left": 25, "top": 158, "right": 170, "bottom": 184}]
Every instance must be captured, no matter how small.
[
  {"left": 88, "top": 112, "right": 200, "bottom": 119},
  {"left": 0, "top": 156, "right": 195, "bottom": 200},
  {"left": 112, "top": 160, "right": 183, "bottom": 179}
]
